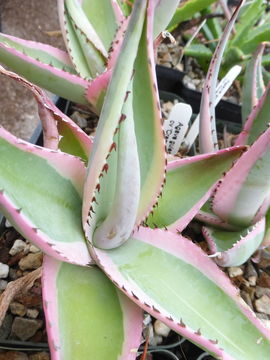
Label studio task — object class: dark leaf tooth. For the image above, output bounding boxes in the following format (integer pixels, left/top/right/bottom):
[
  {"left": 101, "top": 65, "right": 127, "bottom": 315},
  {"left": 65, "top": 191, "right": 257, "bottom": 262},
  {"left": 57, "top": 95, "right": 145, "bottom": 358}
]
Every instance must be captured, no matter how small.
[
  {"left": 99, "top": 173, "right": 104, "bottom": 178},
  {"left": 122, "top": 285, "right": 127, "bottom": 292},
  {"left": 144, "top": 302, "right": 151, "bottom": 308},
  {"left": 114, "top": 127, "right": 119, "bottom": 135},
  {"left": 112, "top": 280, "right": 119, "bottom": 286},
  {"left": 152, "top": 305, "right": 160, "bottom": 313},
  {"left": 95, "top": 184, "right": 101, "bottom": 192},
  {"left": 164, "top": 226, "right": 168, "bottom": 231},
  {"left": 195, "top": 329, "right": 201, "bottom": 336},
  {"left": 16, "top": 208, "right": 22, "bottom": 214},
  {"left": 153, "top": 223, "right": 158, "bottom": 228},
  {"left": 178, "top": 319, "right": 186, "bottom": 327},
  {"left": 109, "top": 142, "right": 117, "bottom": 152},
  {"left": 166, "top": 316, "right": 173, "bottom": 321},
  {"left": 119, "top": 114, "right": 127, "bottom": 123},
  {"left": 32, "top": 228, "right": 39, "bottom": 233},
  {"left": 92, "top": 197, "right": 98, "bottom": 205},
  {"left": 89, "top": 206, "right": 96, "bottom": 214},
  {"left": 131, "top": 292, "right": 139, "bottom": 300},
  {"left": 102, "top": 163, "right": 109, "bottom": 173},
  {"left": 209, "top": 339, "right": 218, "bottom": 344}
]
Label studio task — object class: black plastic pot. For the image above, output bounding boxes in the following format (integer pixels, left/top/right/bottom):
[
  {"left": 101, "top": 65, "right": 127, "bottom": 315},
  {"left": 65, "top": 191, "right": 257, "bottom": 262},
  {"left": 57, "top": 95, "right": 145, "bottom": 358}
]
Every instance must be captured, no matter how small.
[{"left": 156, "top": 65, "right": 242, "bottom": 135}]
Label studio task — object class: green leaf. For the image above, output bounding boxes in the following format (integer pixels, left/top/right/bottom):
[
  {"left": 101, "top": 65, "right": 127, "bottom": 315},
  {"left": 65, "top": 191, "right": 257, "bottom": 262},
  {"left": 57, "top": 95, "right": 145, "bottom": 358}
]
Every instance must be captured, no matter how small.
[
  {"left": 0, "top": 128, "right": 90, "bottom": 265},
  {"left": 95, "top": 228, "right": 270, "bottom": 359},
  {"left": 81, "top": 0, "right": 118, "bottom": 51},
  {"left": 146, "top": 147, "right": 243, "bottom": 231},
  {"left": 43, "top": 257, "right": 142, "bottom": 359},
  {"left": 231, "top": 0, "right": 265, "bottom": 48},
  {"left": 168, "top": 0, "right": 217, "bottom": 31}
]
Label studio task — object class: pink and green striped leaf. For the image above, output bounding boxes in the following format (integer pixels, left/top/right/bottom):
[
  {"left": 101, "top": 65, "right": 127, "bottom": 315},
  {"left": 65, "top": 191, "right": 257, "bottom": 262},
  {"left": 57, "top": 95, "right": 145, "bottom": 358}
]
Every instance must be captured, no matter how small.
[
  {"left": 146, "top": 147, "right": 244, "bottom": 233},
  {"left": 241, "top": 43, "right": 266, "bottom": 126},
  {"left": 199, "top": 0, "right": 244, "bottom": 153},
  {"left": 93, "top": 227, "right": 270, "bottom": 359},
  {"left": 236, "top": 82, "right": 270, "bottom": 147},
  {"left": 202, "top": 217, "right": 265, "bottom": 267},
  {"left": 0, "top": 35, "right": 89, "bottom": 105},
  {"left": 58, "top": 0, "right": 106, "bottom": 79},
  {"left": 0, "top": 65, "right": 92, "bottom": 159},
  {"left": 82, "top": 0, "right": 148, "bottom": 236},
  {"left": 196, "top": 201, "right": 239, "bottom": 231},
  {"left": 0, "top": 128, "right": 91, "bottom": 266},
  {"left": 132, "top": 0, "right": 166, "bottom": 225},
  {"left": 213, "top": 126, "right": 270, "bottom": 228},
  {"left": 43, "top": 256, "right": 142, "bottom": 360}
]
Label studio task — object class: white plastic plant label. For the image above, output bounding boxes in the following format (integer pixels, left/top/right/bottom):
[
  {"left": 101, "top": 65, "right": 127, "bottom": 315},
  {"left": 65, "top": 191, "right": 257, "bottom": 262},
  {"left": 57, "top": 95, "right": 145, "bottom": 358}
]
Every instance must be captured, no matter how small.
[
  {"left": 164, "top": 103, "right": 192, "bottom": 155},
  {"left": 183, "top": 65, "right": 242, "bottom": 152}
]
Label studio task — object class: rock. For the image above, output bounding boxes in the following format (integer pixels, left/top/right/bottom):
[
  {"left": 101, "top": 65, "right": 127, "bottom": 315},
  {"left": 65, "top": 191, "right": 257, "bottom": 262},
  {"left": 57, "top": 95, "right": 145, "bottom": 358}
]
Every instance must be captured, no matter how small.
[
  {"left": 9, "top": 240, "right": 27, "bottom": 256},
  {"left": 9, "top": 268, "right": 20, "bottom": 280},
  {"left": 18, "top": 253, "right": 43, "bottom": 271},
  {"left": 70, "top": 111, "right": 88, "bottom": 128},
  {"left": 261, "top": 319, "right": 270, "bottom": 330},
  {"left": 255, "top": 312, "right": 269, "bottom": 320},
  {"left": 241, "top": 291, "right": 253, "bottom": 310},
  {"left": 0, "top": 263, "right": 9, "bottom": 278},
  {"left": 10, "top": 302, "right": 27, "bottom": 317},
  {"left": 228, "top": 266, "right": 243, "bottom": 278},
  {"left": 0, "top": 314, "right": 13, "bottom": 339},
  {"left": 26, "top": 308, "right": 39, "bottom": 319},
  {"left": 29, "top": 245, "right": 40, "bottom": 254},
  {"left": 245, "top": 261, "right": 257, "bottom": 286},
  {"left": 29, "top": 352, "right": 50, "bottom": 360},
  {"left": 255, "top": 286, "right": 270, "bottom": 298},
  {"left": 11, "top": 317, "right": 43, "bottom": 341},
  {"left": 0, "top": 280, "right": 7, "bottom": 290},
  {"left": 154, "top": 320, "right": 171, "bottom": 337},
  {"left": 257, "top": 271, "right": 270, "bottom": 288},
  {"left": 0, "top": 352, "right": 28, "bottom": 360},
  {"left": 255, "top": 295, "right": 270, "bottom": 315}
]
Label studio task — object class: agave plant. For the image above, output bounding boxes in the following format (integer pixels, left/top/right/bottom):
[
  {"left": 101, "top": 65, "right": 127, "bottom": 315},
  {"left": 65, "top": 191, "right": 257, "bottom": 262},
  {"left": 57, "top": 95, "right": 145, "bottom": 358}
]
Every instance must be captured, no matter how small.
[
  {"left": 1, "top": 1, "right": 270, "bottom": 359},
  {"left": 0, "top": 0, "right": 179, "bottom": 112}
]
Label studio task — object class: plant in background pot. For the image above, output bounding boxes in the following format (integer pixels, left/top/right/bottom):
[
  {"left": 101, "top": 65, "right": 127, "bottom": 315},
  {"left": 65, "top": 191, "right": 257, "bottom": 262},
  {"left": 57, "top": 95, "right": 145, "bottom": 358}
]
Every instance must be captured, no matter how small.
[{"left": 1, "top": 1, "right": 270, "bottom": 359}]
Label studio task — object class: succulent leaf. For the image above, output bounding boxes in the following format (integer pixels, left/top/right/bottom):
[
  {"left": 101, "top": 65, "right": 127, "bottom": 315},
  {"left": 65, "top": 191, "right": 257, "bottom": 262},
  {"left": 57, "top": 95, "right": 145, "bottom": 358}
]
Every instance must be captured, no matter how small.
[
  {"left": 0, "top": 128, "right": 91, "bottom": 266},
  {"left": 43, "top": 256, "right": 142, "bottom": 360},
  {"left": 81, "top": 0, "right": 119, "bottom": 51},
  {"left": 199, "top": 0, "right": 244, "bottom": 153},
  {"left": 236, "top": 81, "right": 270, "bottom": 147},
  {"left": 241, "top": 43, "right": 266, "bottom": 126},
  {"left": 153, "top": 0, "right": 180, "bottom": 38},
  {"left": 93, "top": 227, "right": 270, "bottom": 360},
  {"left": 146, "top": 147, "right": 244, "bottom": 233},
  {"left": 213, "top": 125, "right": 270, "bottom": 228},
  {"left": 82, "top": 0, "right": 147, "bottom": 234},
  {"left": 203, "top": 217, "right": 265, "bottom": 267},
  {"left": 0, "top": 37, "right": 89, "bottom": 105}
]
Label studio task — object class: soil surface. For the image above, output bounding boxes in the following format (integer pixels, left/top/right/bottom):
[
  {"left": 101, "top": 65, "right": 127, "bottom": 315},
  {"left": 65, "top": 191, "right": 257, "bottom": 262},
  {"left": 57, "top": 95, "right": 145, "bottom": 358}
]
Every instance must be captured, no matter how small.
[{"left": 0, "top": 0, "right": 64, "bottom": 140}]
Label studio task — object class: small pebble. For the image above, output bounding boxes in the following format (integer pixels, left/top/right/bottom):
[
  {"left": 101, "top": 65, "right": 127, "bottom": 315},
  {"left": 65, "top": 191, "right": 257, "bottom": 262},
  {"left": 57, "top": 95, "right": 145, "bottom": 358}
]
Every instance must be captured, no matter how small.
[
  {"left": 0, "top": 351, "right": 29, "bottom": 360},
  {"left": 29, "top": 245, "right": 40, "bottom": 254},
  {"left": 154, "top": 319, "right": 171, "bottom": 337},
  {"left": 9, "top": 239, "right": 27, "bottom": 256},
  {"left": 19, "top": 253, "right": 43, "bottom": 271},
  {"left": 255, "top": 286, "right": 270, "bottom": 298},
  {"left": 255, "top": 295, "right": 270, "bottom": 315},
  {"left": 27, "top": 308, "right": 39, "bottom": 319},
  {"left": 10, "top": 302, "right": 27, "bottom": 317},
  {"left": 0, "top": 262, "right": 9, "bottom": 278},
  {"left": 29, "top": 353, "right": 50, "bottom": 360},
  {"left": 0, "top": 279, "right": 7, "bottom": 290},
  {"left": 11, "top": 317, "right": 43, "bottom": 341},
  {"left": 228, "top": 266, "right": 243, "bottom": 278}
]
